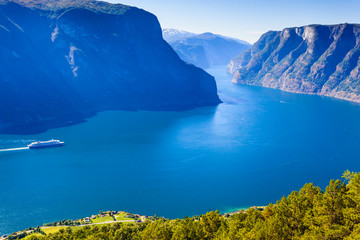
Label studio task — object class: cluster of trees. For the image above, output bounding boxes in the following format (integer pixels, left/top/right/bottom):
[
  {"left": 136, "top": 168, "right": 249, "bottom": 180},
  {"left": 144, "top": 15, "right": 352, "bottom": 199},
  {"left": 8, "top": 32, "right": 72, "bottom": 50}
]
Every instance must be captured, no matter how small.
[
  {"left": 43, "top": 220, "right": 81, "bottom": 227},
  {"left": 7, "top": 231, "right": 28, "bottom": 240},
  {"left": 7, "top": 226, "right": 45, "bottom": 240},
  {"left": 24, "top": 171, "right": 360, "bottom": 239}
]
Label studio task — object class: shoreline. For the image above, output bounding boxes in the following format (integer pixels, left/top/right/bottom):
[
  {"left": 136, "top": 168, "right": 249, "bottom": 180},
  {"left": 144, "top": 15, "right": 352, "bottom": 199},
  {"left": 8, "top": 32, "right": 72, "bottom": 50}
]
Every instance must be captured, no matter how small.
[{"left": 2, "top": 206, "right": 270, "bottom": 239}]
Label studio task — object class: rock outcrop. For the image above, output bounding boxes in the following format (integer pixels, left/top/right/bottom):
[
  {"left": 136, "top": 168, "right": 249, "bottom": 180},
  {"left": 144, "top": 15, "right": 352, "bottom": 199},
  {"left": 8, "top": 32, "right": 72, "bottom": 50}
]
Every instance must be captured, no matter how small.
[
  {"left": 0, "top": 0, "right": 221, "bottom": 133},
  {"left": 228, "top": 24, "right": 360, "bottom": 103}
]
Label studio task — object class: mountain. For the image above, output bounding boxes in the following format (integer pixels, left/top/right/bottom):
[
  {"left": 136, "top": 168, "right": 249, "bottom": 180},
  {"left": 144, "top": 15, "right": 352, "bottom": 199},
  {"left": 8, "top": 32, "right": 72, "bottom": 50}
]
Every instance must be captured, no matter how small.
[
  {"left": 0, "top": 0, "right": 220, "bottom": 133},
  {"left": 215, "top": 34, "right": 250, "bottom": 46},
  {"left": 163, "top": 29, "right": 251, "bottom": 69},
  {"left": 228, "top": 23, "right": 360, "bottom": 103},
  {"left": 169, "top": 41, "right": 210, "bottom": 69},
  {"left": 162, "top": 28, "right": 196, "bottom": 43}
]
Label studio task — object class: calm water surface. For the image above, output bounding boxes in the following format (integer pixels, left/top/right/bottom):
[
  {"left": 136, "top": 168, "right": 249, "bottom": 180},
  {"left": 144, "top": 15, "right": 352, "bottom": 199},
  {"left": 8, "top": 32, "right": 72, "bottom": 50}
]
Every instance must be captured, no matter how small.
[{"left": 1, "top": 66, "right": 360, "bottom": 234}]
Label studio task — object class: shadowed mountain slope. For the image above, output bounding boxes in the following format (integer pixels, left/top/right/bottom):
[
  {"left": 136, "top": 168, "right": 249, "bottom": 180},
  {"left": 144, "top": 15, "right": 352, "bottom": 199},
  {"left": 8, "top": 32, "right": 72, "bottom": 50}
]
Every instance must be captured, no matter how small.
[{"left": 0, "top": 0, "right": 220, "bottom": 133}]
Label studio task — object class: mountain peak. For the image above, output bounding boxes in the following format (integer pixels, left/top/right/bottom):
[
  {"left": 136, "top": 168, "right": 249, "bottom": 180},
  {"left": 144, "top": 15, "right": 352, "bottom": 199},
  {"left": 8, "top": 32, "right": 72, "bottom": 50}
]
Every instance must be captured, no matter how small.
[{"left": 162, "top": 28, "right": 196, "bottom": 43}]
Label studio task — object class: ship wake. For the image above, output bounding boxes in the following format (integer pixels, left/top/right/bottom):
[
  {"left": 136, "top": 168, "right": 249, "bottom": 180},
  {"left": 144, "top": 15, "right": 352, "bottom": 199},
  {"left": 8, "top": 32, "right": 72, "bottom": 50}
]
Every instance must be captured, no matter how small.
[{"left": 0, "top": 147, "right": 29, "bottom": 152}]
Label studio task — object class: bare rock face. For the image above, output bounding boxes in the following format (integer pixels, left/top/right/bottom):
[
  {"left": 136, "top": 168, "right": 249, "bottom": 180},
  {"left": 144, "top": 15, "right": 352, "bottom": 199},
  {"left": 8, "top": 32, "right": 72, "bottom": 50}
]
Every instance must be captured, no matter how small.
[
  {"left": 0, "top": 0, "right": 220, "bottom": 133},
  {"left": 228, "top": 24, "right": 360, "bottom": 103}
]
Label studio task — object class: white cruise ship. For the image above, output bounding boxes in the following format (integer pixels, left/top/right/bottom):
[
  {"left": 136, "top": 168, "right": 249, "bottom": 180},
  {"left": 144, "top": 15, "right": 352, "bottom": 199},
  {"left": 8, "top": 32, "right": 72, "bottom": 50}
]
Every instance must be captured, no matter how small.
[{"left": 28, "top": 139, "right": 64, "bottom": 149}]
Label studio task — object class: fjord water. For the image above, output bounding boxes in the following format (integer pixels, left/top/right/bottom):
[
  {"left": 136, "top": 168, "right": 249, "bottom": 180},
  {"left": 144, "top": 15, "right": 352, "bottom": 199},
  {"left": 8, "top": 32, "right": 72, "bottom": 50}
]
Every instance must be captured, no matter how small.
[{"left": 1, "top": 66, "right": 360, "bottom": 234}]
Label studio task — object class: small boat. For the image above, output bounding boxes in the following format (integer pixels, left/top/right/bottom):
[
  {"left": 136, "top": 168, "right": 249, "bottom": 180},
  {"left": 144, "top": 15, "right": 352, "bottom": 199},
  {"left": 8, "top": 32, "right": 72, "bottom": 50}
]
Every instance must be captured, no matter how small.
[{"left": 28, "top": 139, "right": 64, "bottom": 149}]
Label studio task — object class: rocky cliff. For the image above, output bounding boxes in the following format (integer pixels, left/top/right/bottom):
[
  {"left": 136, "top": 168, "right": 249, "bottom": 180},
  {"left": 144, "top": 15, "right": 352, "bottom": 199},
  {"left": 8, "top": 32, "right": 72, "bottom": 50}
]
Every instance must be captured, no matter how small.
[
  {"left": 164, "top": 29, "right": 251, "bottom": 69},
  {"left": 228, "top": 24, "right": 360, "bottom": 103},
  {"left": 0, "top": 0, "right": 220, "bottom": 133}
]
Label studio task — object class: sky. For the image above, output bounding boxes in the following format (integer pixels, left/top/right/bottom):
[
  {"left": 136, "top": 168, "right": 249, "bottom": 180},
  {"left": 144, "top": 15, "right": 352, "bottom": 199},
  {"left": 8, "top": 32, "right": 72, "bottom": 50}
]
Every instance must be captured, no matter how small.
[{"left": 105, "top": 0, "right": 360, "bottom": 44}]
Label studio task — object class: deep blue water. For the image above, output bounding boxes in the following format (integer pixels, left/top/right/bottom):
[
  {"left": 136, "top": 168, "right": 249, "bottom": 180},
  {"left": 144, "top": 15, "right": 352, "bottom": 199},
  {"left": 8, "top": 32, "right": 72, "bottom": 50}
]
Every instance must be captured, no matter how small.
[{"left": 1, "top": 65, "right": 360, "bottom": 234}]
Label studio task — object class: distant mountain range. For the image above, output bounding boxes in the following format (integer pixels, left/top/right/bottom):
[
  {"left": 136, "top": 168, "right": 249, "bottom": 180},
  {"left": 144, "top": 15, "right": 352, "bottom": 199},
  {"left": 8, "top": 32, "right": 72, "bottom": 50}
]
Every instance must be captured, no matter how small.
[
  {"left": 228, "top": 23, "right": 360, "bottom": 103},
  {"left": 163, "top": 28, "right": 251, "bottom": 69},
  {"left": 0, "top": 0, "right": 220, "bottom": 133}
]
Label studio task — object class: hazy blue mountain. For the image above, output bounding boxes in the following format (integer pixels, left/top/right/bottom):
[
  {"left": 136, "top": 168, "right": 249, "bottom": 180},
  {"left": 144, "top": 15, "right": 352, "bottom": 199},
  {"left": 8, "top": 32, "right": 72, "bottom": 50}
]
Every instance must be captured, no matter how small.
[
  {"left": 163, "top": 29, "right": 251, "bottom": 69},
  {"left": 170, "top": 43, "right": 210, "bottom": 70},
  {"left": 162, "top": 28, "right": 196, "bottom": 43},
  {"left": 228, "top": 23, "right": 360, "bottom": 103},
  {"left": 0, "top": 0, "right": 220, "bottom": 133}
]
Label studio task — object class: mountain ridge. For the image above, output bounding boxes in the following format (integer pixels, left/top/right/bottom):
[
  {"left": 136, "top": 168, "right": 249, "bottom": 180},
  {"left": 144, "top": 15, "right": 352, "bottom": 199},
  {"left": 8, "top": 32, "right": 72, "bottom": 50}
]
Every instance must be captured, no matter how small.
[{"left": 228, "top": 23, "right": 360, "bottom": 103}]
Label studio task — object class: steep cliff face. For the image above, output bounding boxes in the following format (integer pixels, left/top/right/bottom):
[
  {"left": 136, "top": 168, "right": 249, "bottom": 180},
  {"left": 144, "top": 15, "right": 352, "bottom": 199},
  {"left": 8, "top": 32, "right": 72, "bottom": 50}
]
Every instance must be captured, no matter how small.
[
  {"left": 0, "top": 0, "right": 220, "bottom": 133},
  {"left": 164, "top": 29, "right": 251, "bottom": 69},
  {"left": 228, "top": 24, "right": 360, "bottom": 103}
]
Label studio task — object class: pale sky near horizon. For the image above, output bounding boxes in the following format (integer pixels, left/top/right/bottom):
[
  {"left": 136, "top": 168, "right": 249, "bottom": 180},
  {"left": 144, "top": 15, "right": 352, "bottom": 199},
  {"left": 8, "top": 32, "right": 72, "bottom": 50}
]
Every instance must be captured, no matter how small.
[{"left": 105, "top": 0, "right": 360, "bottom": 44}]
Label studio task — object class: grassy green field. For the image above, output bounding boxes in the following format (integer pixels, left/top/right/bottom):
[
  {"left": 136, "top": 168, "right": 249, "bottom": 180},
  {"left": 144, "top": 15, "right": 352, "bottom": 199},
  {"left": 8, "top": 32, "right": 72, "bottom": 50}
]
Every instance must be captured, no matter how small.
[
  {"left": 40, "top": 226, "right": 66, "bottom": 235},
  {"left": 15, "top": 212, "right": 136, "bottom": 238},
  {"left": 90, "top": 215, "right": 114, "bottom": 223},
  {"left": 36, "top": 221, "right": 134, "bottom": 235},
  {"left": 114, "top": 212, "right": 133, "bottom": 221},
  {"left": 24, "top": 233, "right": 44, "bottom": 239}
]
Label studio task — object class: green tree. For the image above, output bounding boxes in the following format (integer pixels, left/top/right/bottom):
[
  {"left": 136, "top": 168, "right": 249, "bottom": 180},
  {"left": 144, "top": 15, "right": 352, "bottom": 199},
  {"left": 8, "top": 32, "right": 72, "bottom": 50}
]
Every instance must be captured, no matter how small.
[
  {"left": 172, "top": 218, "right": 199, "bottom": 240},
  {"left": 312, "top": 179, "right": 349, "bottom": 239},
  {"left": 141, "top": 219, "right": 173, "bottom": 240},
  {"left": 198, "top": 210, "right": 224, "bottom": 240}
]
